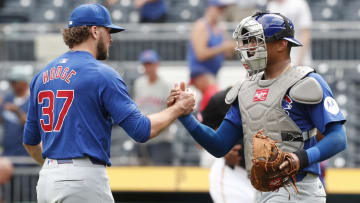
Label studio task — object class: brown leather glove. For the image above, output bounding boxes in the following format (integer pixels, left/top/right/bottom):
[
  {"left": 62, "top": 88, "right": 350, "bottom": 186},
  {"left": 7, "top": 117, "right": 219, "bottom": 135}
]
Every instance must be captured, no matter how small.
[{"left": 250, "top": 130, "right": 300, "bottom": 193}]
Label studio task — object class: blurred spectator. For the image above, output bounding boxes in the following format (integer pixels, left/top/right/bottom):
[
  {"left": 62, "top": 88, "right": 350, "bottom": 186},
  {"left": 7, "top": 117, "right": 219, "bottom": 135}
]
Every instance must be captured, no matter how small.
[
  {"left": 0, "top": 65, "right": 32, "bottom": 157},
  {"left": 133, "top": 50, "right": 174, "bottom": 165},
  {"left": 222, "top": 0, "right": 257, "bottom": 22},
  {"left": 135, "top": 0, "right": 167, "bottom": 23},
  {"left": 200, "top": 88, "right": 255, "bottom": 203},
  {"left": 187, "top": 0, "right": 235, "bottom": 112},
  {"left": 0, "top": 157, "right": 13, "bottom": 185},
  {"left": 267, "top": 0, "right": 313, "bottom": 66},
  {"left": 105, "top": 0, "right": 118, "bottom": 7},
  {"left": 0, "top": 156, "right": 14, "bottom": 202}
]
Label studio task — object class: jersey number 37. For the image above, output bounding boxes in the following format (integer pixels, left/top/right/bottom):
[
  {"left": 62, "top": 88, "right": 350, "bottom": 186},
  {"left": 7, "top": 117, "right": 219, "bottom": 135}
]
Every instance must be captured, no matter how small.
[{"left": 38, "top": 90, "right": 74, "bottom": 132}]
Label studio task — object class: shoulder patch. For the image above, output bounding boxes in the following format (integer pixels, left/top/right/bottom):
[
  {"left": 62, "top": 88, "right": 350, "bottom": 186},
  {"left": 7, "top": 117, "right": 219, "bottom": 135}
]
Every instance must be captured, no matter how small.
[
  {"left": 225, "top": 81, "right": 243, "bottom": 104},
  {"left": 289, "top": 77, "right": 323, "bottom": 104},
  {"left": 324, "top": 96, "right": 340, "bottom": 115}
]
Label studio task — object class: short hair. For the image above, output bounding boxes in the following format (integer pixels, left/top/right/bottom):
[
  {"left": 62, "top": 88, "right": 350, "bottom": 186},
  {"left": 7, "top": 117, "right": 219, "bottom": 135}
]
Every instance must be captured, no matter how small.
[{"left": 62, "top": 26, "right": 91, "bottom": 49}]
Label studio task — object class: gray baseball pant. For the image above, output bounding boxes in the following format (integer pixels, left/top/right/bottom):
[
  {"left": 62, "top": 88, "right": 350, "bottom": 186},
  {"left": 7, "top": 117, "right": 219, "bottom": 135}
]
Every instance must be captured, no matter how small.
[
  {"left": 255, "top": 173, "right": 326, "bottom": 203},
  {"left": 36, "top": 157, "right": 114, "bottom": 203}
]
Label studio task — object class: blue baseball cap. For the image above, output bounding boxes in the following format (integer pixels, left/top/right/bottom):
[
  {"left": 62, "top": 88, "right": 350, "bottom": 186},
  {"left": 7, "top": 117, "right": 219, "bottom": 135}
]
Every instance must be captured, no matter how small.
[
  {"left": 208, "top": 0, "right": 235, "bottom": 7},
  {"left": 139, "top": 50, "right": 159, "bottom": 64},
  {"left": 68, "top": 3, "right": 125, "bottom": 33},
  {"left": 255, "top": 13, "right": 302, "bottom": 47}
]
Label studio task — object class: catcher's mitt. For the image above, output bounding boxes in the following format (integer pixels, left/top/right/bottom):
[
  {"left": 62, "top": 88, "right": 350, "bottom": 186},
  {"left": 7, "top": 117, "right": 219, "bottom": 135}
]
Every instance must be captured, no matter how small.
[{"left": 250, "top": 130, "right": 300, "bottom": 194}]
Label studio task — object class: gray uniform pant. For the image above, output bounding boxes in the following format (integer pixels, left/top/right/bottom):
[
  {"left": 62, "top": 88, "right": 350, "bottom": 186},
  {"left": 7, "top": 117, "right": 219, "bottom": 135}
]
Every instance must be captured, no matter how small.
[
  {"left": 256, "top": 173, "right": 326, "bottom": 203},
  {"left": 37, "top": 157, "right": 114, "bottom": 203}
]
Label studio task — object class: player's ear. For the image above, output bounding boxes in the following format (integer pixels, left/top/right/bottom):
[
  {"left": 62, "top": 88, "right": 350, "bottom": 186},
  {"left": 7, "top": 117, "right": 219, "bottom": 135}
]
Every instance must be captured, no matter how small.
[
  {"left": 277, "top": 40, "right": 288, "bottom": 52},
  {"left": 90, "top": 26, "right": 98, "bottom": 39}
]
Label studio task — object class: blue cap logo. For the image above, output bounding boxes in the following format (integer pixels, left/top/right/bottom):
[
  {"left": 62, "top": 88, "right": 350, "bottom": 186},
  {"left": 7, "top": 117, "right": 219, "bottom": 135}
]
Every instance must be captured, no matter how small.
[
  {"left": 139, "top": 50, "right": 159, "bottom": 64},
  {"left": 208, "top": 0, "right": 235, "bottom": 7},
  {"left": 68, "top": 3, "right": 125, "bottom": 33}
]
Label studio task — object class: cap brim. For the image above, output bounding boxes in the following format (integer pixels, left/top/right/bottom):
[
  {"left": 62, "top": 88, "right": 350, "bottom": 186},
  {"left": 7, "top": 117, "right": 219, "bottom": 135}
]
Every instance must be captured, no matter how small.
[
  {"left": 141, "top": 60, "right": 158, "bottom": 64},
  {"left": 209, "top": 3, "right": 233, "bottom": 7},
  {"left": 106, "top": 24, "right": 125, "bottom": 33},
  {"left": 284, "top": 37, "right": 303, "bottom": 47}
]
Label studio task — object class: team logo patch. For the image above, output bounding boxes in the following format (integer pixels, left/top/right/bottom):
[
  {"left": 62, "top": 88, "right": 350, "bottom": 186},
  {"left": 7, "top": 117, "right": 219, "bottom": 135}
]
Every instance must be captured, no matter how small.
[
  {"left": 283, "top": 95, "right": 293, "bottom": 115},
  {"left": 59, "top": 58, "right": 68, "bottom": 63},
  {"left": 283, "top": 95, "right": 293, "bottom": 109},
  {"left": 324, "top": 96, "right": 339, "bottom": 115},
  {"left": 253, "top": 89, "right": 269, "bottom": 102}
]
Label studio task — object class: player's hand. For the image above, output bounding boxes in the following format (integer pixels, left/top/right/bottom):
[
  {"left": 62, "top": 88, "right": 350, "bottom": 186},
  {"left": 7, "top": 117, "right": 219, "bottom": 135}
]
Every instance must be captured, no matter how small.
[
  {"left": 173, "top": 82, "right": 195, "bottom": 115},
  {"left": 224, "top": 144, "right": 242, "bottom": 168},
  {"left": 167, "top": 82, "right": 186, "bottom": 107},
  {"left": 279, "top": 152, "right": 300, "bottom": 172}
]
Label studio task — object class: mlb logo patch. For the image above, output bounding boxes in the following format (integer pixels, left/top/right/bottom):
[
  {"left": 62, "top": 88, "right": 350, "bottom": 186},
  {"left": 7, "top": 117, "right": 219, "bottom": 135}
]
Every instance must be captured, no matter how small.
[
  {"left": 59, "top": 58, "right": 68, "bottom": 63},
  {"left": 253, "top": 89, "right": 269, "bottom": 102}
]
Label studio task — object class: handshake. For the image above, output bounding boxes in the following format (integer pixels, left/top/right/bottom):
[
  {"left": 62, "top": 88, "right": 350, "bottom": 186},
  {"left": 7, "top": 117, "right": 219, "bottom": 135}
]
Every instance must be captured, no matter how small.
[{"left": 166, "top": 82, "right": 196, "bottom": 116}]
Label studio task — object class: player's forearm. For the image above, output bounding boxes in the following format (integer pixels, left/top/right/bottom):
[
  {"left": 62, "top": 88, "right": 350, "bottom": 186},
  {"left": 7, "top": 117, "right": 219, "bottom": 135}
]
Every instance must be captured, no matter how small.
[
  {"left": 307, "top": 122, "right": 346, "bottom": 162},
  {"left": 134, "top": 0, "right": 148, "bottom": 8},
  {"left": 23, "top": 143, "right": 44, "bottom": 165},
  {"left": 179, "top": 115, "right": 241, "bottom": 157},
  {"left": 147, "top": 105, "right": 183, "bottom": 139},
  {"left": 195, "top": 44, "right": 227, "bottom": 62},
  {"left": 296, "top": 122, "right": 347, "bottom": 169}
]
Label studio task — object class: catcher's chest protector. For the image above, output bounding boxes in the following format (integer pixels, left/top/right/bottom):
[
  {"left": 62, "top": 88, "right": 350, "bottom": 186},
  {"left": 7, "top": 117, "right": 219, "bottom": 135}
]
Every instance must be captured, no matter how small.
[{"left": 236, "top": 66, "right": 316, "bottom": 174}]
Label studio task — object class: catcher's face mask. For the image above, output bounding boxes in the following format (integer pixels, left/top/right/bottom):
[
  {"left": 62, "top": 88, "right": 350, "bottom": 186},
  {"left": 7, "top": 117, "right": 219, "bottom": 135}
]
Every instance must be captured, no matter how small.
[
  {"left": 233, "top": 12, "right": 303, "bottom": 76},
  {"left": 233, "top": 16, "right": 267, "bottom": 76}
]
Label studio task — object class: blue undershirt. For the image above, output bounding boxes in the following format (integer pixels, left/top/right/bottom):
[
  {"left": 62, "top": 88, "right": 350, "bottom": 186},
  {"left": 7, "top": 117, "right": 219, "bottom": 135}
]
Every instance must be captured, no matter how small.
[{"left": 179, "top": 114, "right": 346, "bottom": 175}]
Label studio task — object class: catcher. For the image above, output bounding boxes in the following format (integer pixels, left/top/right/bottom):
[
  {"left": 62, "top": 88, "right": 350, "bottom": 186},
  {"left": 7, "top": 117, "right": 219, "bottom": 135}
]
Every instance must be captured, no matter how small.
[{"left": 169, "top": 12, "right": 347, "bottom": 203}]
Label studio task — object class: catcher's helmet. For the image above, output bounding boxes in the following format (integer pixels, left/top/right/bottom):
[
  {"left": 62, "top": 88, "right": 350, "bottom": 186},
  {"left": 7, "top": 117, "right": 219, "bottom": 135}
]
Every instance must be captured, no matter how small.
[
  {"left": 254, "top": 12, "right": 302, "bottom": 47},
  {"left": 233, "top": 12, "right": 302, "bottom": 75}
]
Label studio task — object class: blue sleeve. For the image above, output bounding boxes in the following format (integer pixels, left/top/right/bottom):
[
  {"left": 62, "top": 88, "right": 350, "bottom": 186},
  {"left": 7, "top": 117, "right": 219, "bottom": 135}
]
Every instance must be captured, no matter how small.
[
  {"left": 119, "top": 110, "right": 150, "bottom": 143},
  {"left": 306, "top": 122, "right": 347, "bottom": 164},
  {"left": 306, "top": 73, "right": 346, "bottom": 133},
  {"left": 179, "top": 114, "right": 243, "bottom": 157},
  {"left": 23, "top": 75, "right": 41, "bottom": 145},
  {"left": 223, "top": 101, "right": 243, "bottom": 129},
  {"left": 100, "top": 67, "right": 139, "bottom": 124}
]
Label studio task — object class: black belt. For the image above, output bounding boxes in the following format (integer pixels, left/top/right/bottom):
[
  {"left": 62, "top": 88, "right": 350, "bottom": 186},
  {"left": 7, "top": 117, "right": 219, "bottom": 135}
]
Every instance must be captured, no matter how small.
[{"left": 56, "top": 157, "right": 106, "bottom": 166}]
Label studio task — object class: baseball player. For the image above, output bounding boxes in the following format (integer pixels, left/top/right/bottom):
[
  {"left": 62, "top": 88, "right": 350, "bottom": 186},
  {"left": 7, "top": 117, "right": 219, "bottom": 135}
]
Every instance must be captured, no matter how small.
[
  {"left": 22, "top": 3, "right": 195, "bottom": 203},
  {"left": 170, "top": 12, "right": 347, "bottom": 203}
]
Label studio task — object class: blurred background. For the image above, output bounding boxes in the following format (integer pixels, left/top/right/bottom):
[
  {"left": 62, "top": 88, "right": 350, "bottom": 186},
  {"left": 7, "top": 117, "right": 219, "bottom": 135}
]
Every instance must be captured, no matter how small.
[{"left": 1, "top": 0, "right": 360, "bottom": 202}]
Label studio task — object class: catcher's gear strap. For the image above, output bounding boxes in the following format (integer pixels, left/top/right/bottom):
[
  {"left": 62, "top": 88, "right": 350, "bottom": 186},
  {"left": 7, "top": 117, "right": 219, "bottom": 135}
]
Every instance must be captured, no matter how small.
[
  {"left": 281, "top": 128, "right": 316, "bottom": 141},
  {"left": 225, "top": 80, "right": 244, "bottom": 104},
  {"left": 289, "top": 76, "right": 323, "bottom": 105}
]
